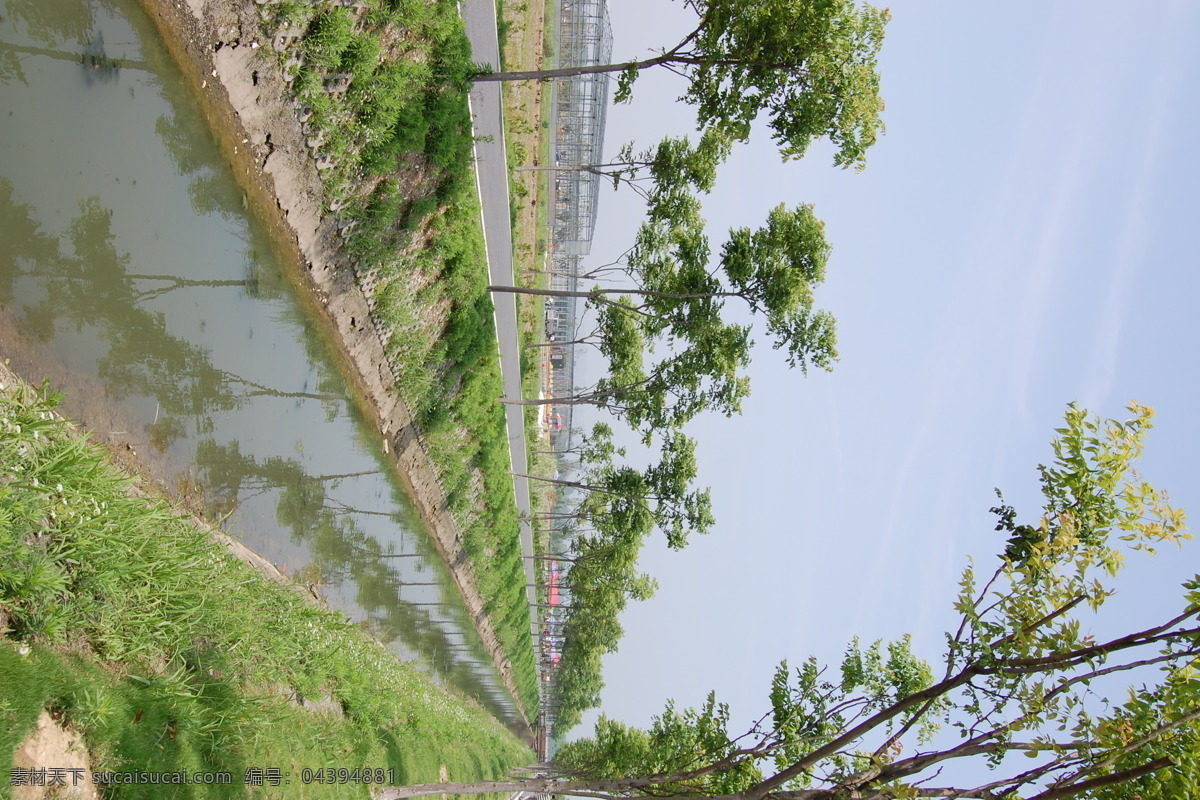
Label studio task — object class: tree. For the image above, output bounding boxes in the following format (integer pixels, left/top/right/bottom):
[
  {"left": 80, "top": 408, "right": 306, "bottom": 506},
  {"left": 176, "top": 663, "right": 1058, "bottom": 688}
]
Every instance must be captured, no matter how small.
[
  {"left": 515, "top": 186, "right": 834, "bottom": 726},
  {"left": 519, "top": 422, "right": 713, "bottom": 549},
  {"left": 526, "top": 431, "right": 703, "bottom": 735},
  {"left": 497, "top": 193, "right": 838, "bottom": 435},
  {"left": 380, "top": 403, "right": 1199, "bottom": 799},
  {"left": 519, "top": 421, "right": 712, "bottom": 729},
  {"left": 474, "top": 0, "right": 890, "bottom": 170},
  {"left": 517, "top": 129, "right": 732, "bottom": 201}
]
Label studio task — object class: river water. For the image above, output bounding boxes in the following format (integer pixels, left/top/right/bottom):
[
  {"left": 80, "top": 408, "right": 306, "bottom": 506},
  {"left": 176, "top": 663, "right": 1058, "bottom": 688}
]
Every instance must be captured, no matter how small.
[{"left": 0, "top": 0, "right": 521, "bottom": 728}]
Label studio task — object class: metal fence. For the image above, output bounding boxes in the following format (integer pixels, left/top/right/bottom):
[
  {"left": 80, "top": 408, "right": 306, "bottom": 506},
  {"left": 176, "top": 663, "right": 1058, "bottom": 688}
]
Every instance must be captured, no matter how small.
[
  {"left": 551, "top": 0, "right": 613, "bottom": 257},
  {"left": 542, "top": 0, "right": 612, "bottom": 454}
]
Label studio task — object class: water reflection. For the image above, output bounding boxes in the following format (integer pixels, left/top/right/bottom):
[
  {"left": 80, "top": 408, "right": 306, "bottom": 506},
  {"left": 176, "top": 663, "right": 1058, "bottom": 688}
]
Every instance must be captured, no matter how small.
[
  {"left": 156, "top": 104, "right": 249, "bottom": 221},
  {"left": 0, "top": 0, "right": 520, "bottom": 727},
  {"left": 194, "top": 438, "right": 518, "bottom": 721},
  {"left": 3, "top": 0, "right": 98, "bottom": 49},
  {"left": 0, "top": 180, "right": 58, "bottom": 298},
  {"left": 10, "top": 194, "right": 276, "bottom": 453}
]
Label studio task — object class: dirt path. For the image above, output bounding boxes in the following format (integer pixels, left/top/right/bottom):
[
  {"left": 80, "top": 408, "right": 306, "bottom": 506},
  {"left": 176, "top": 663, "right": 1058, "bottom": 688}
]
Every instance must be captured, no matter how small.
[
  {"left": 499, "top": 0, "right": 555, "bottom": 421},
  {"left": 11, "top": 712, "right": 100, "bottom": 800},
  {"left": 501, "top": 0, "right": 552, "bottom": 283}
]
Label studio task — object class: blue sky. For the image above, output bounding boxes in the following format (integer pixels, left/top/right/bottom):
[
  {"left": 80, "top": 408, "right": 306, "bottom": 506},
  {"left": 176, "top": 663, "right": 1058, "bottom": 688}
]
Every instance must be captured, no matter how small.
[{"left": 571, "top": 0, "right": 1200, "bottom": 738}]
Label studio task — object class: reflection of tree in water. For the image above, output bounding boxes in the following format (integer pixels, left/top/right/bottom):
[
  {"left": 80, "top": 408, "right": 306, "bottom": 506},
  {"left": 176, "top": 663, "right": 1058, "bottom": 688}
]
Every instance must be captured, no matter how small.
[
  {"left": 156, "top": 108, "right": 347, "bottom": 421},
  {"left": 156, "top": 111, "right": 247, "bottom": 222},
  {"left": 79, "top": 29, "right": 119, "bottom": 85},
  {"left": 158, "top": 105, "right": 347, "bottom": 421},
  {"left": 0, "top": 179, "right": 60, "bottom": 305},
  {"left": 2, "top": 188, "right": 520, "bottom": 726},
  {"left": 290, "top": 307, "right": 350, "bottom": 424},
  {"left": 0, "top": 47, "right": 28, "bottom": 85},
  {"left": 0, "top": 34, "right": 139, "bottom": 81},
  {"left": 2, "top": 0, "right": 98, "bottom": 51},
  {"left": 194, "top": 438, "right": 519, "bottom": 725},
  {"left": 12, "top": 197, "right": 339, "bottom": 449},
  {"left": 0, "top": 0, "right": 134, "bottom": 85}
]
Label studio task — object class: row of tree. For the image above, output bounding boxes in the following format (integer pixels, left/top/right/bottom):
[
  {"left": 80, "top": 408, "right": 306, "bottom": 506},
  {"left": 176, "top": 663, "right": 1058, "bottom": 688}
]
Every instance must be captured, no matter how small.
[
  {"left": 487, "top": 0, "right": 892, "bottom": 735},
  {"left": 522, "top": 423, "right": 698, "bottom": 729},
  {"left": 475, "top": 0, "right": 894, "bottom": 738}
]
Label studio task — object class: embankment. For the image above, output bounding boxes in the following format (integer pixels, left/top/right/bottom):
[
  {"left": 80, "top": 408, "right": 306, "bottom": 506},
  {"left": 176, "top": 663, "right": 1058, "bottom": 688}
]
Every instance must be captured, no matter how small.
[
  {"left": 134, "top": 0, "right": 531, "bottom": 730},
  {"left": 0, "top": 361, "right": 533, "bottom": 789}
]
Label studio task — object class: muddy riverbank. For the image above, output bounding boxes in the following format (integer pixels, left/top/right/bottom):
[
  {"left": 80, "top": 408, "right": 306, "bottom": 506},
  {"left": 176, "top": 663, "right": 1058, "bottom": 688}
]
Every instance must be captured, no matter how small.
[{"left": 130, "top": 0, "right": 531, "bottom": 730}]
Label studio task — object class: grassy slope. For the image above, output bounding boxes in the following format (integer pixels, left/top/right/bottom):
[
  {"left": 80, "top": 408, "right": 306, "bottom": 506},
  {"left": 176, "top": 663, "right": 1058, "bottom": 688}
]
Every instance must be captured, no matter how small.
[
  {"left": 264, "top": 0, "right": 538, "bottom": 713},
  {"left": 0, "top": 377, "right": 532, "bottom": 798}
]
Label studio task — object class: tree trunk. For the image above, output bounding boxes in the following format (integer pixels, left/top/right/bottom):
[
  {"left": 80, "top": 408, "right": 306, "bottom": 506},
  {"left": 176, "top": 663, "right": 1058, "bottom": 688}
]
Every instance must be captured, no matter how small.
[
  {"left": 473, "top": 55, "right": 670, "bottom": 83},
  {"left": 503, "top": 394, "right": 609, "bottom": 407},
  {"left": 488, "top": 284, "right": 743, "bottom": 302},
  {"left": 511, "top": 471, "right": 595, "bottom": 491},
  {"left": 515, "top": 164, "right": 606, "bottom": 174},
  {"left": 526, "top": 338, "right": 595, "bottom": 349}
]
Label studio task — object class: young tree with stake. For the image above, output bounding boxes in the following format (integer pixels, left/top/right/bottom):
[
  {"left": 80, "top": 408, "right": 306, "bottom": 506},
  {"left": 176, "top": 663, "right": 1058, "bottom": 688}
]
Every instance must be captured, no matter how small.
[{"left": 474, "top": 0, "right": 890, "bottom": 170}]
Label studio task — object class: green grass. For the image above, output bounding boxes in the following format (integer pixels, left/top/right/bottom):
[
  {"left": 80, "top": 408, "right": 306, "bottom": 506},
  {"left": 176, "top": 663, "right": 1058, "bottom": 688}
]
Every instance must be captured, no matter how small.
[
  {"left": 496, "top": 0, "right": 510, "bottom": 69},
  {"left": 260, "top": 0, "right": 540, "bottom": 716},
  {"left": 0, "top": 379, "right": 532, "bottom": 797}
]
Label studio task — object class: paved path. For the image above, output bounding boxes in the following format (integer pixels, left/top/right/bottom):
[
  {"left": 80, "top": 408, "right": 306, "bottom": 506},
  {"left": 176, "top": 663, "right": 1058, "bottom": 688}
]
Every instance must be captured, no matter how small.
[{"left": 460, "top": 1, "right": 538, "bottom": 618}]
